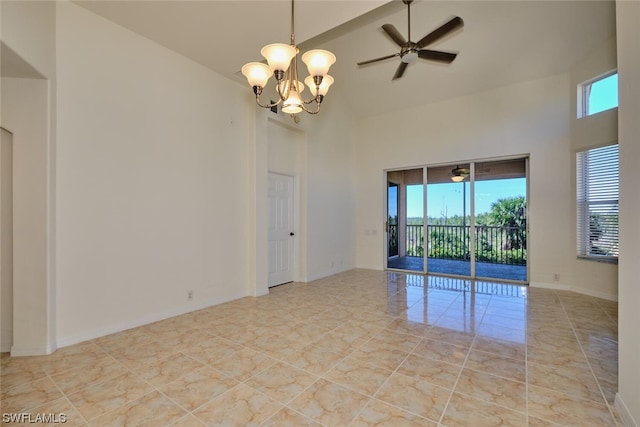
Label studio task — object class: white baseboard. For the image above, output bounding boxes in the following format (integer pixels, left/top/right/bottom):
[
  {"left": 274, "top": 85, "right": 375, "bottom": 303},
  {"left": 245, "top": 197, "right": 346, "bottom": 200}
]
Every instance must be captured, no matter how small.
[
  {"left": 529, "top": 281, "right": 618, "bottom": 301},
  {"left": 529, "top": 281, "right": 572, "bottom": 291},
  {"left": 56, "top": 294, "right": 244, "bottom": 349},
  {"left": 616, "top": 393, "right": 638, "bottom": 427},
  {"left": 1, "top": 340, "right": 12, "bottom": 353},
  {"left": 11, "top": 343, "right": 55, "bottom": 357}
]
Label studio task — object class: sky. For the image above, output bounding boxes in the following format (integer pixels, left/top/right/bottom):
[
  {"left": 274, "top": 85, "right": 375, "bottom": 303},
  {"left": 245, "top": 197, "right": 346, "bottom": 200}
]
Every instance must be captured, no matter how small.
[
  {"left": 588, "top": 73, "right": 618, "bottom": 115},
  {"left": 411, "top": 178, "right": 526, "bottom": 218}
]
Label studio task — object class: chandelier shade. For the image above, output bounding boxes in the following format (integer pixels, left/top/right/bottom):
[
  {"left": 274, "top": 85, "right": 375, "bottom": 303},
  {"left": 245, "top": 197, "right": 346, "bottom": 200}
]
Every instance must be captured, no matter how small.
[
  {"left": 305, "top": 75, "right": 333, "bottom": 97},
  {"left": 261, "top": 43, "right": 297, "bottom": 73},
  {"left": 241, "top": 0, "right": 335, "bottom": 116},
  {"left": 241, "top": 62, "right": 273, "bottom": 89},
  {"left": 282, "top": 88, "right": 304, "bottom": 114},
  {"left": 301, "top": 50, "right": 336, "bottom": 77}
]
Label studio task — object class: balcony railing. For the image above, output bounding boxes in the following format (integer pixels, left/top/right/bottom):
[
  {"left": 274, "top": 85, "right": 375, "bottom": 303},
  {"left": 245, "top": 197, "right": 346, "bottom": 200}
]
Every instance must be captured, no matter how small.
[{"left": 405, "top": 224, "right": 527, "bottom": 265}]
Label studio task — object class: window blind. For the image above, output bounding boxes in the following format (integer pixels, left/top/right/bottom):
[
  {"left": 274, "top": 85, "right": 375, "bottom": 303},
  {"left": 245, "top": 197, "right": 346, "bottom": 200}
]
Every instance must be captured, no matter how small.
[{"left": 576, "top": 144, "right": 619, "bottom": 261}]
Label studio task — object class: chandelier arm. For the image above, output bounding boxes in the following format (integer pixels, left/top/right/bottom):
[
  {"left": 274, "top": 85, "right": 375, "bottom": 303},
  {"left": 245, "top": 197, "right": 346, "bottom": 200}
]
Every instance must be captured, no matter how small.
[
  {"left": 275, "top": 77, "right": 290, "bottom": 102},
  {"left": 255, "top": 94, "right": 283, "bottom": 109},
  {"left": 301, "top": 100, "right": 321, "bottom": 114},
  {"left": 302, "top": 95, "right": 322, "bottom": 105}
]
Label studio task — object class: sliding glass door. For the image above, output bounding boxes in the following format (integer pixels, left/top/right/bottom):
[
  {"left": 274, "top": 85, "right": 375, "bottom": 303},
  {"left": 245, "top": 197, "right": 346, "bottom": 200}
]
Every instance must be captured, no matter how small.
[
  {"left": 386, "top": 168, "right": 424, "bottom": 272},
  {"left": 426, "top": 164, "right": 471, "bottom": 277},
  {"left": 474, "top": 159, "right": 527, "bottom": 281},
  {"left": 387, "top": 182, "right": 399, "bottom": 258},
  {"left": 386, "top": 158, "right": 528, "bottom": 283}
]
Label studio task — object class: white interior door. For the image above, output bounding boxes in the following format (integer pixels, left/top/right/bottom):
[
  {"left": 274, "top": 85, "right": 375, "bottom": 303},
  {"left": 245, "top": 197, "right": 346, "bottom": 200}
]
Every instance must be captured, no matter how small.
[{"left": 268, "top": 173, "right": 294, "bottom": 286}]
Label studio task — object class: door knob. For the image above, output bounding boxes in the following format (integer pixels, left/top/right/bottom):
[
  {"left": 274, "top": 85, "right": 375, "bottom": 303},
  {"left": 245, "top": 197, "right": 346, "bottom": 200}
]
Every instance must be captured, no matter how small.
[{"left": 290, "top": 232, "right": 295, "bottom": 236}]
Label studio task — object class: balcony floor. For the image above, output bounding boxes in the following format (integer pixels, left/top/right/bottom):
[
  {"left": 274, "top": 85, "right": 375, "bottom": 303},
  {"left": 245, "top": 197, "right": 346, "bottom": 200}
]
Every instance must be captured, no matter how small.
[{"left": 387, "top": 256, "right": 527, "bottom": 282}]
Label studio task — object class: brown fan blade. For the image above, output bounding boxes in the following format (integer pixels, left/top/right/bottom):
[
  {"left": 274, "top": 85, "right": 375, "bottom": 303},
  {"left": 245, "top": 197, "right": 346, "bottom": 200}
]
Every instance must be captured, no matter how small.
[
  {"left": 357, "top": 53, "right": 401, "bottom": 66},
  {"left": 382, "top": 24, "right": 407, "bottom": 47},
  {"left": 418, "top": 50, "right": 457, "bottom": 63},
  {"left": 392, "top": 62, "right": 408, "bottom": 80},
  {"left": 416, "top": 16, "right": 464, "bottom": 49}
]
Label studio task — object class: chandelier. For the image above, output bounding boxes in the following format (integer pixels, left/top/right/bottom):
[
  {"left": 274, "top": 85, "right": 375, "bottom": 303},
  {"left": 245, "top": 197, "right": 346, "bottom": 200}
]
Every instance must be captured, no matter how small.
[{"left": 241, "top": 0, "right": 336, "bottom": 115}]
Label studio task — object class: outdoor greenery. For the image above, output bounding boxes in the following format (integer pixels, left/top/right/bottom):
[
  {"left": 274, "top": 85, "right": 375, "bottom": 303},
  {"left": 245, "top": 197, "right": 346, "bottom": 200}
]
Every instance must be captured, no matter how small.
[
  {"left": 588, "top": 212, "right": 619, "bottom": 256},
  {"left": 393, "top": 196, "right": 527, "bottom": 264}
]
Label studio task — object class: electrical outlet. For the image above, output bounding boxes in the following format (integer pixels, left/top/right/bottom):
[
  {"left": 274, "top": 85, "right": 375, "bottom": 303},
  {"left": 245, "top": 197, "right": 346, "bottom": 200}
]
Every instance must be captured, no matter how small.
[
  {"left": 188, "top": 291, "right": 193, "bottom": 301},
  {"left": 553, "top": 273, "right": 560, "bottom": 282}
]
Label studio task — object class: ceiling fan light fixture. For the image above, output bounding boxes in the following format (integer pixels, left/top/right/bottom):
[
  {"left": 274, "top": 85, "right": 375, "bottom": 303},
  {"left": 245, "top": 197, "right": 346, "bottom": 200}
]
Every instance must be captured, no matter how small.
[
  {"left": 401, "top": 51, "right": 418, "bottom": 64},
  {"left": 451, "top": 165, "right": 469, "bottom": 182}
]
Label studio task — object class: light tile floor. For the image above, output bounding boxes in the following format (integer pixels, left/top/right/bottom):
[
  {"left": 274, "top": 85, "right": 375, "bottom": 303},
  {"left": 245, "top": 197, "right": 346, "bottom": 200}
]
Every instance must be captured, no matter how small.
[{"left": 1, "top": 270, "right": 620, "bottom": 426}]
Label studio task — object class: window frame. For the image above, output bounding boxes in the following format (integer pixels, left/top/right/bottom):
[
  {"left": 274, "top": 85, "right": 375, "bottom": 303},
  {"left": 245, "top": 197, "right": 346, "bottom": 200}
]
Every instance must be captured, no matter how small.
[
  {"left": 577, "top": 70, "right": 618, "bottom": 119},
  {"left": 576, "top": 143, "right": 619, "bottom": 264}
]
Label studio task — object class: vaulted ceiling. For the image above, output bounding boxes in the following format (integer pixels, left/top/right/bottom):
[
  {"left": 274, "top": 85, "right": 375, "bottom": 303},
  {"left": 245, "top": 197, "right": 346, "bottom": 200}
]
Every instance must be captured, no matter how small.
[{"left": 74, "top": 0, "right": 616, "bottom": 119}]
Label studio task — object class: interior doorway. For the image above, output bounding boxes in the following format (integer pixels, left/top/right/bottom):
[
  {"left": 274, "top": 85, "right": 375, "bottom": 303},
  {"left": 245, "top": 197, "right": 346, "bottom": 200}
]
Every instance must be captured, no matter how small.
[{"left": 1, "top": 127, "right": 14, "bottom": 351}]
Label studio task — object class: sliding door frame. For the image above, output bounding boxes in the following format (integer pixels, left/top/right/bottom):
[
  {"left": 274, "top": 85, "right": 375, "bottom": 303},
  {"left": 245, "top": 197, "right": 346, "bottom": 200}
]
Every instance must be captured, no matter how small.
[{"left": 383, "top": 155, "right": 529, "bottom": 284}]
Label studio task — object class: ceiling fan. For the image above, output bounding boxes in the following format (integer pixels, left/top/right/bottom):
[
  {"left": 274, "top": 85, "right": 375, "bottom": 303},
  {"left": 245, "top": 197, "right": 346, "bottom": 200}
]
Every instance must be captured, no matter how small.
[
  {"left": 450, "top": 165, "right": 470, "bottom": 182},
  {"left": 357, "top": 0, "right": 464, "bottom": 80}
]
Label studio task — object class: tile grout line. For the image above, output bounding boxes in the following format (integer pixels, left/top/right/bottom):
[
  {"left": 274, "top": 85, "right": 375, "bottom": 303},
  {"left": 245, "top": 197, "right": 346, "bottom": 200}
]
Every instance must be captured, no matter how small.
[
  {"left": 45, "top": 370, "right": 91, "bottom": 427},
  {"left": 556, "top": 293, "right": 621, "bottom": 426},
  {"left": 435, "top": 286, "right": 490, "bottom": 426},
  {"left": 346, "top": 322, "right": 430, "bottom": 426}
]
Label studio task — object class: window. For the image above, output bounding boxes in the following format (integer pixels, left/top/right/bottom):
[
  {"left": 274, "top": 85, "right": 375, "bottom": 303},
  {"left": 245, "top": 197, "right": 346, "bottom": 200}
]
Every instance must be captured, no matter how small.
[
  {"left": 578, "top": 72, "right": 618, "bottom": 118},
  {"left": 576, "top": 144, "right": 619, "bottom": 262}
]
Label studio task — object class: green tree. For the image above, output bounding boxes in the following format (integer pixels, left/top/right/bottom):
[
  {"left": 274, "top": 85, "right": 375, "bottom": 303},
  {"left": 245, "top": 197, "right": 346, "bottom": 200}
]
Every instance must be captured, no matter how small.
[{"left": 486, "top": 196, "right": 526, "bottom": 250}]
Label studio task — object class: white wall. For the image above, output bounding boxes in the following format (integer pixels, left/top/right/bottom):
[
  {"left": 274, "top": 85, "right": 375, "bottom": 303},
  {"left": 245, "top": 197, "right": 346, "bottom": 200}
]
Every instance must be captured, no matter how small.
[
  {"left": 55, "top": 2, "right": 254, "bottom": 346},
  {"left": 568, "top": 36, "right": 618, "bottom": 300},
  {"left": 1, "top": 78, "right": 51, "bottom": 354},
  {"left": 616, "top": 1, "right": 640, "bottom": 425},
  {"left": 354, "top": 74, "right": 577, "bottom": 292},
  {"left": 252, "top": 87, "right": 358, "bottom": 290},
  {"left": 1, "top": 0, "right": 57, "bottom": 355},
  {"left": 1, "top": 1, "right": 56, "bottom": 77},
  {"left": 303, "top": 94, "right": 358, "bottom": 281}
]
